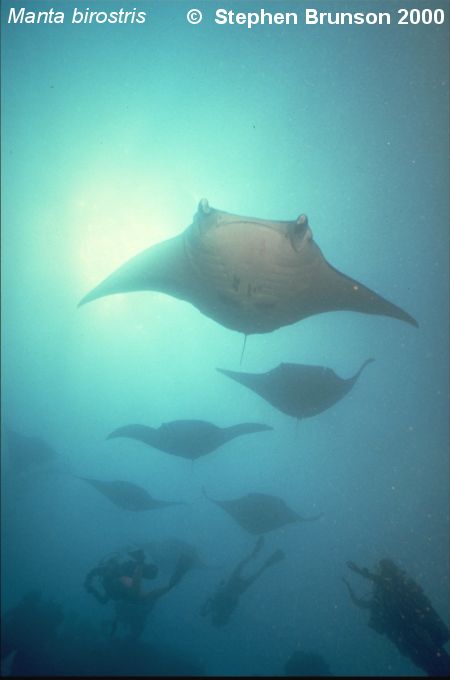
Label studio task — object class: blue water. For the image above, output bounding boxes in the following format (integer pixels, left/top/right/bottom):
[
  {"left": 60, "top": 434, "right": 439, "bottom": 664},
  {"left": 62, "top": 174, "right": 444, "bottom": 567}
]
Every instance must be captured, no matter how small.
[{"left": 1, "top": 0, "right": 449, "bottom": 676}]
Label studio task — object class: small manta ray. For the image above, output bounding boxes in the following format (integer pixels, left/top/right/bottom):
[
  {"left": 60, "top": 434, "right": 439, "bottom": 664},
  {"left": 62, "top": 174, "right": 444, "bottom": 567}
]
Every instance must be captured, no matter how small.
[
  {"left": 107, "top": 419, "right": 272, "bottom": 460},
  {"left": 203, "top": 488, "right": 322, "bottom": 535},
  {"left": 76, "top": 476, "right": 185, "bottom": 512},
  {"left": 217, "top": 358, "right": 375, "bottom": 420},
  {"left": 78, "top": 199, "right": 418, "bottom": 335},
  {"left": 4, "top": 428, "right": 59, "bottom": 472}
]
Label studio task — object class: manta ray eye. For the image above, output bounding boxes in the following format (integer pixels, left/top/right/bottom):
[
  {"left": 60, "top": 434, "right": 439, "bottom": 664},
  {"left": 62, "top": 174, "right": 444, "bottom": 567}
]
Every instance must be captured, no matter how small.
[
  {"left": 289, "top": 215, "right": 310, "bottom": 251},
  {"left": 199, "top": 198, "right": 210, "bottom": 214},
  {"left": 292, "top": 215, "right": 309, "bottom": 237},
  {"left": 296, "top": 214, "right": 308, "bottom": 227}
]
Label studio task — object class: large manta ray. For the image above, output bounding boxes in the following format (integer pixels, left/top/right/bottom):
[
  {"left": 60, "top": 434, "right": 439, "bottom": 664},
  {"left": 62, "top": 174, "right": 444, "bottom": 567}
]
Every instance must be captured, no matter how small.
[
  {"left": 107, "top": 419, "right": 272, "bottom": 460},
  {"left": 203, "top": 488, "right": 322, "bottom": 535},
  {"left": 5, "top": 428, "right": 59, "bottom": 472},
  {"left": 217, "top": 358, "right": 374, "bottom": 419},
  {"left": 78, "top": 199, "right": 418, "bottom": 334},
  {"left": 76, "top": 476, "right": 184, "bottom": 512}
]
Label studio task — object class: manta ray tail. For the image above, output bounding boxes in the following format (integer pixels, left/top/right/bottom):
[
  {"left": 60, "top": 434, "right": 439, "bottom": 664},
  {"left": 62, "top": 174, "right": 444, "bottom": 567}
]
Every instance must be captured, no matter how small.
[
  {"left": 202, "top": 486, "right": 215, "bottom": 503},
  {"left": 240, "top": 335, "right": 248, "bottom": 366},
  {"left": 352, "top": 358, "right": 375, "bottom": 381},
  {"left": 78, "top": 235, "right": 190, "bottom": 307},
  {"left": 226, "top": 423, "right": 273, "bottom": 438}
]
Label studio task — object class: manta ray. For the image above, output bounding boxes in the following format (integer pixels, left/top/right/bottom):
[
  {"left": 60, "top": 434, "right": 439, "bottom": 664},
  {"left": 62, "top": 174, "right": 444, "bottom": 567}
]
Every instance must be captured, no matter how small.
[
  {"left": 203, "top": 488, "right": 322, "bottom": 534},
  {"left": 4, "top": 428, "right": 59, "bottom": 472},
  {"left": 217, "top": 358, "right": 375, "bottom": 419},
  {"left": 107, "top": 419, "right": 272, "bottom": 460},
  {"left": 78, "top": 199, "right": 417, "bottom": 334},
  {"left": 76, "top": 476, "right": 184, "bottom": 512}
]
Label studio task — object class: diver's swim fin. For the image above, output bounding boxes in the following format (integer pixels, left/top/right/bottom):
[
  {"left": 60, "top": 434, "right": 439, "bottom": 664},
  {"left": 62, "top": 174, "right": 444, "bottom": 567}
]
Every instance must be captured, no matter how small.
[
  {"left": 169, "top": 553, "right": 194, "bottom": 588},
  {"left": 264, "top": 549, "right": 285, "bottom": 569}
]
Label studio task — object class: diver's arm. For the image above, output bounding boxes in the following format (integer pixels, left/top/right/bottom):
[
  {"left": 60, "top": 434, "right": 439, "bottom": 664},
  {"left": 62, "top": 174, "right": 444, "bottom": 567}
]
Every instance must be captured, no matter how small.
[
  {"left": 200, "top": 597, "right": 213, "bottom": 617},
  {"left": 342, "top": 577, "right": 371, "bottom": 610},
  {"left": 129, "top": 563, "right": 144, "bottom": 598},
  {"left": 84, "top": 567, "right": 109, "bottom": 604},
  {"left": 140, "top": 582, "right": 174, "bottom": 607},
  {"left": 84, "top": 566, "right": 102, "bottom": 586},
  {"left": 346, "top": 561, "right": 376, "bottom": 582}
]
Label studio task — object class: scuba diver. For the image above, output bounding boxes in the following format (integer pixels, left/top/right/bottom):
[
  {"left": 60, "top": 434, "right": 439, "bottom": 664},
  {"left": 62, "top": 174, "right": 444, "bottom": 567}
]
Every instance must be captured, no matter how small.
[
  {"left": 84, "top": 549, "right": 158, "bottom": 605},
  {"left": 343, "top": 558, "right": 449, "bottom": 677},
  {"left": 200, "top": 536, "right": 285, "bottom": 627},
  {"left": 1, "top": 590, "right": 64, "bottom": 675},
  {"left": 84, "top": 549, "right": 193, "bottom": 638},
  {"left": 284, "top": 649, "right": 334, "bottom": 676}
]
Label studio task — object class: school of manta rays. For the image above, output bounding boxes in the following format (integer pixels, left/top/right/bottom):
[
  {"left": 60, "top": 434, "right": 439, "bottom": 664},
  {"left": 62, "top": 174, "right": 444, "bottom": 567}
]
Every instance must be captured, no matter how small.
[{"left": 8, "top": 197, "right": 418, "bottom": 595}]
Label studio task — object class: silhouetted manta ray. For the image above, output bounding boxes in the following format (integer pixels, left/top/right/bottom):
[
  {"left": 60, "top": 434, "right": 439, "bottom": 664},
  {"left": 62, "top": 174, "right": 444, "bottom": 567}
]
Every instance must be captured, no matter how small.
[
  {"left": 203, "top": 488, "right": 322, "bottom": 534},
  {"left": 78, "top": 199, "right": 417, "bottom": 334},
  {"left": 217, "top": 359, "right": 375, "bottom": 419},
  {"left": 76, "top": 476, "right": 184, "bottom": 512},
  {"left": 5, "top": 428, "right": 58, "bottom": 471},
  {"left": 107, "top": 420, "right": 272, "bottom": 460}
]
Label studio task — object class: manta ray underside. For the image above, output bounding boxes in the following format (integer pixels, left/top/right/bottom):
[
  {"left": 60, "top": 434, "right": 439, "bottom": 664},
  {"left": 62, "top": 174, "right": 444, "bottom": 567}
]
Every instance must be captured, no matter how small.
[
  {"left": 217, "top": 358, "right": 375, "bottom": 419},
  {"left": 79, "top": 199, "right": 418, "bottom": 334},
  {"left": 107, "top": 419, "right": 272, "bottom": 460},
  {"left": 203, "top": 488, "right": 322, "bottom": 535},
  {"left": 76, "top": 476, "right": 184, "bottom": 512}
]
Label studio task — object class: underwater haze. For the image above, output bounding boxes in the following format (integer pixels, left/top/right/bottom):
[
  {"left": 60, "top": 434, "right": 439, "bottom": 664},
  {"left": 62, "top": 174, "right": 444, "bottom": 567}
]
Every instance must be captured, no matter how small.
[{"left": 1, "top": 0, "right": 449, "bottom": 676}]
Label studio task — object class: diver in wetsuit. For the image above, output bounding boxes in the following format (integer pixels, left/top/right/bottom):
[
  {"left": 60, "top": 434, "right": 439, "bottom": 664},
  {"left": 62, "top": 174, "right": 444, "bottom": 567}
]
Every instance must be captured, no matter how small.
[
  {"left": 85, "top": 549, "right": 193, "bottom": 638},
  {"left": 201, "top": 536, "right": 285, "bottom": 627},
  {"left": 84, "top": 550, "right": 159, "bottom": 605},
  {"left": 1, "top": 590, "right": 64, "bottom": 675},
  {"left": 343, "top": 558, "right": 449, "bottom": 677}
]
